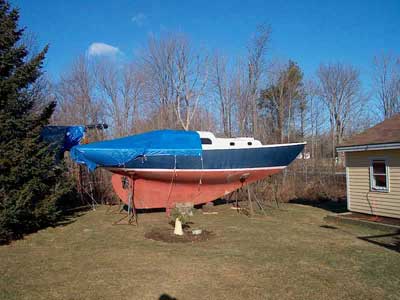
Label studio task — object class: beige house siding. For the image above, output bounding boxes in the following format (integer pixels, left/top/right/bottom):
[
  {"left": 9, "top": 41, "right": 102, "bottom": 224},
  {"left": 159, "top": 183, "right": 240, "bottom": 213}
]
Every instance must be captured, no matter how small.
[{"left": 345, "top": 149, "right": 400, "bottom": 219}]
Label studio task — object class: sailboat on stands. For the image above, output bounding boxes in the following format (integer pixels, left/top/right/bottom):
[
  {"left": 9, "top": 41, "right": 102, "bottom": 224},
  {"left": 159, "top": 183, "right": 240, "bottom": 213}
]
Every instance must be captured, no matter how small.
[{"left": 70, "top": 130, "right": 305, "bottom": 213}]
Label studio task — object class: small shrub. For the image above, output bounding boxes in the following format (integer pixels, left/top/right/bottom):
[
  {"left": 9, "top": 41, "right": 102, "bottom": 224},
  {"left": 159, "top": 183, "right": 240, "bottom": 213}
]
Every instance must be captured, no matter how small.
[{"left": 170, "top": 208, "right": 191, "bottom": 226}]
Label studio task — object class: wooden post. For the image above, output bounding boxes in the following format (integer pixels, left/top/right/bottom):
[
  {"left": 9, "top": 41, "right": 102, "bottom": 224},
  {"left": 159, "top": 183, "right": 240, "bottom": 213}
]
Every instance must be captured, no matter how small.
[
  {"left": 250, "top": 188, "right": 267, "bottom": 215},
  {"left": 248, "top": 185, "right": 254, "bottom": 216}
]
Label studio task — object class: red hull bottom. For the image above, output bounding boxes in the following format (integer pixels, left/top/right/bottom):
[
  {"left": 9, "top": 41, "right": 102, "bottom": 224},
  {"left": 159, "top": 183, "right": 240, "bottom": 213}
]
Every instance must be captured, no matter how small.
[{"left": 110, "top": 167, "right": 283, "bottom": 210}]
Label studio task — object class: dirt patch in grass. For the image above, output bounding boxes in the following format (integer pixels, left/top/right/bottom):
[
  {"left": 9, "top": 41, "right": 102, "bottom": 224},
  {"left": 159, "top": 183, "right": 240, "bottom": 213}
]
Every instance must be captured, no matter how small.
[{"left": 145, "top": 227, "right": 214, "bottom": 243}]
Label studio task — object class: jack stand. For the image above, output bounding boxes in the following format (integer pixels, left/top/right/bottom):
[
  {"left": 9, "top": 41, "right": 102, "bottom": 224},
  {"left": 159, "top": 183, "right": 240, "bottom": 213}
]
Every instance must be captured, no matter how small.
[
  {"left": 247, "top": 184, "right": 254, "bottom": 216},
  {"left": 248, "top": 186, "right": 267, "bottom": 215},
  {"left": 239, "top": 173, "right": 254, "bottom": 216},
  {"left": 113, "top": 176, "right": 138, "bottom": 226},
  {"left": 237, "top": 174, "right": 267, "bottom": 217}
]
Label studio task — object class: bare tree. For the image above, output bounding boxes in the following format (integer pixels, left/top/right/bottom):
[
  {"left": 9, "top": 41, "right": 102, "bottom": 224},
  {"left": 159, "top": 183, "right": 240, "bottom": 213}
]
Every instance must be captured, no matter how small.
[
  {"left": 121, "top": 63, "right": 145, "bottom": 133},
  {"left": 211, "top": 53, "right": 235, "bottom": 137},
  {"left": 190, "top": 106, "right": 217, "bottom": 132},
  {"left": 94, "top": 59, "right": 122, "bottom": 136},
  {"left": 93, "top": 59, "right": 145, "bottom": 137},
  {"left": 141, "top": 34, "right": 178, "bottom": 129},
  {"left": 169, "top": 36, "right": 209, "bottom": 130},
  {"left": 54, "top": 55, "right": 104, "bottom": 126},
  {"left": 373, "top": 53, "right": 400, "bottom": 119},
  {"left": 246, "top": 24, "right": 271, "bottom": 137},
  {"left": 317, "top": 62, "right": 362, "bottom": 162},
  {"left": 140, "top": 34, "right": 210, "bottom": 131},
  {"left": 304, "top": 80, "right": 325, "bottom": 160},
  {"left": 232, "top": 59, "right": 250, "bottom": 136}
]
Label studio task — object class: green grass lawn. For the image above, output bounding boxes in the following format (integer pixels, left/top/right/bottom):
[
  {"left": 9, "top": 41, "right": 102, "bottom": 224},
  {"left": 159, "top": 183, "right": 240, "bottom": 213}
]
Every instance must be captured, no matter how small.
[{"left": 0, "top": 203, "right": 399, "bottom": 300}]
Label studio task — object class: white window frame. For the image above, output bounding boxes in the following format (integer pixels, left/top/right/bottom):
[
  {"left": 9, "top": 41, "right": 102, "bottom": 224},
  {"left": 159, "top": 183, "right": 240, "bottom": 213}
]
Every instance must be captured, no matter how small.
[{"left": 369, "top": 158, "right": 390, "bottom": 193}]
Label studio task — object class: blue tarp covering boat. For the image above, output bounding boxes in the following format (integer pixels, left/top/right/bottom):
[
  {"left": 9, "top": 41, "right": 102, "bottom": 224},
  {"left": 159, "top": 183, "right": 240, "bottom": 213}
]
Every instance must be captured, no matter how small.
[{"left": 70, "top": 130, "right": 202, "bottom": 171}]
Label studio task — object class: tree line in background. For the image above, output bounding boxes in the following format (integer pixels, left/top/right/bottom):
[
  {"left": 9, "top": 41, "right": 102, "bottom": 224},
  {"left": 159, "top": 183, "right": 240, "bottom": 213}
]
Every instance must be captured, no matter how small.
[
  {"left": 49, "top": 25, "right": 400, "bottom": 205},
  {"left": 51, "top": 25, "right": 400, "bottom": 203},
  {"left": 52, "top": 27, "right": 400, "bottom": 153}
]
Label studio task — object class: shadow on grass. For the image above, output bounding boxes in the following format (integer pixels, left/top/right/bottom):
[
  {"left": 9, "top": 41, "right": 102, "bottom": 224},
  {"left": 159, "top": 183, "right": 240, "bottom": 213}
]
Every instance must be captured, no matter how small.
[
  {"left": 320, "top": 225, "right": 338, "bottom": 230},
  {"left": 213, "top": 198, "right": 238, "bottom": 206},
  {"left": 0, "top": 205, "right": 92, "bottom": 246},
  {"left": 56, "top": 205, "right": 93, "bottom": 226},
  {"left": 289, "top": 198, "right": 348, "bottom": 213},
  {"left": 358, "top": 230, "right": 400, "bottom": 253},
  {"left": 136, "top": 207, "right": 166, "bottom": 214},
  {"left": 106, "top": 203, "right": 169, "bottom": 217},
  {"left": 159, "top": 294, "right": 177, "bottom": 300}
]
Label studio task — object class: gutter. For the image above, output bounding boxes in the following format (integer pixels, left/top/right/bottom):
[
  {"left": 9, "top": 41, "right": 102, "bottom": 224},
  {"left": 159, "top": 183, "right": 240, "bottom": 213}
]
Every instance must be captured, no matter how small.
[{"left": 336, "top": 143, "right": 400, "bottom": 153}]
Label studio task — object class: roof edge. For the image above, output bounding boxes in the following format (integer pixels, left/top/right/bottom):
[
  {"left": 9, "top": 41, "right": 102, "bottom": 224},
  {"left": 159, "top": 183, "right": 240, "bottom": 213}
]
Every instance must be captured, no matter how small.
[{"left": 336, "top": 142, "right": 400, "bottom": 153}]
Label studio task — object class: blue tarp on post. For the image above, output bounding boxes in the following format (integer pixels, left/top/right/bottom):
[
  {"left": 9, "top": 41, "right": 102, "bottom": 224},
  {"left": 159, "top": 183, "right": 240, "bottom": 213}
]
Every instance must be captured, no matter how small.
[
  {"left": 41, "top": 126, "right": 86, "bottom": 153},
  {"left": 70, "top": 130, "right": 202, "bottom": 171}
]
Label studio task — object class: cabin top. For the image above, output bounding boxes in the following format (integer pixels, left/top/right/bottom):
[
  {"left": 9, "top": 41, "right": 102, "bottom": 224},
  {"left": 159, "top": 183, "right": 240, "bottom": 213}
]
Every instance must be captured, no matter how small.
[{"left": 197, "top": 131, "right": 262, "bottom": 150}]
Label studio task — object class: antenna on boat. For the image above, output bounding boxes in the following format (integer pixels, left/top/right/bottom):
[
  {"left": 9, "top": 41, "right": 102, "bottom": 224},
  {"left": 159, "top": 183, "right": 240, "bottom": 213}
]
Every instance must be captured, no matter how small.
[{"left": 85, "top": 123, "right": 108, "bottom": 130}]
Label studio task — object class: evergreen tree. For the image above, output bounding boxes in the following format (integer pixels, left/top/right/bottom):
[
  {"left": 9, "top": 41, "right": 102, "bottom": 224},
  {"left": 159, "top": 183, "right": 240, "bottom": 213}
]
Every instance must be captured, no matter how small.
[
  {"left": 259, "top": 61, "right": 304, "bottom": 143},
  {"left": 0, "top": 0, "right": 73, "bottom": 243}
]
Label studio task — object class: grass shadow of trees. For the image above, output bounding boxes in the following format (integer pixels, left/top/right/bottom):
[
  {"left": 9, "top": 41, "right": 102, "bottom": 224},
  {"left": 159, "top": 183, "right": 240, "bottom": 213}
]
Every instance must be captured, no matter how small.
[{"left": 288, "top": 197, "right": 348, "bottom": 213}]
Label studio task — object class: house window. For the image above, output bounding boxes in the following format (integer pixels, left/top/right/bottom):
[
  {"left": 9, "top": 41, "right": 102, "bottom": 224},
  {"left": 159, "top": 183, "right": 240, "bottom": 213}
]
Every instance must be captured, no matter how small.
[
  {"left": 370, "top": 159, "right": 389, "bottom": 192},
  {"left": 201, "top": 138, "right": 212, "bottom": 145}
]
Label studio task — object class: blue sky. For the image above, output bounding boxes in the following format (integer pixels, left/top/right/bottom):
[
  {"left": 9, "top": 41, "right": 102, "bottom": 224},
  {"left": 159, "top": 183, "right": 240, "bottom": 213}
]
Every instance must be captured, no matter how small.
[{"left": 13, "top": 0, "right": 400, "bottom": 86}]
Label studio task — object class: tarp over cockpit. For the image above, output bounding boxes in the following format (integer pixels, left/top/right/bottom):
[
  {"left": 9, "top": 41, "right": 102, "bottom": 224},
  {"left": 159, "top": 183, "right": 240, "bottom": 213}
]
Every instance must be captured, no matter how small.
[{"left": 70, "top": 130, "right": 202, "bottom": 171}]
